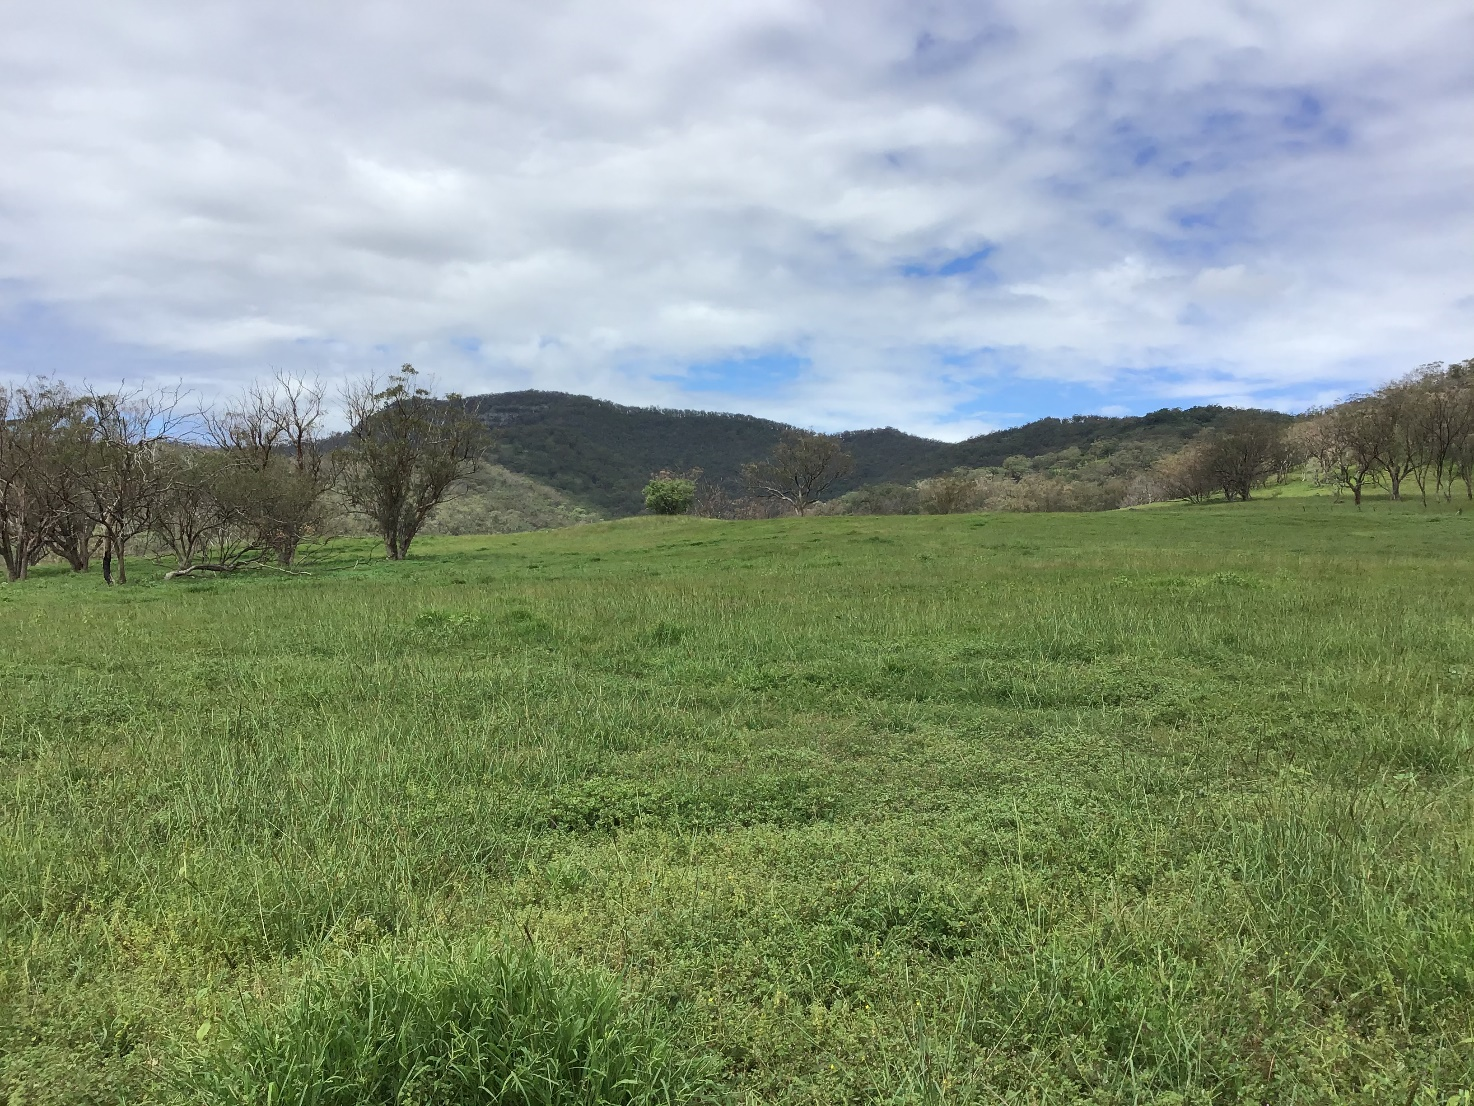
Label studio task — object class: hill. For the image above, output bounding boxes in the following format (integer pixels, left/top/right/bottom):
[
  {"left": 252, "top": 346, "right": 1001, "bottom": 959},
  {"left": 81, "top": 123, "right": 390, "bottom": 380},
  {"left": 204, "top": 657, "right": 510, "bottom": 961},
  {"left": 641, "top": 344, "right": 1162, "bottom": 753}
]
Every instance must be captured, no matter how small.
[
  {"left": 468, "top": 390, "right": 1289, "bottom": 515},
  {"left": 471, "top": 391, "right": 813, "bottom": 516}
]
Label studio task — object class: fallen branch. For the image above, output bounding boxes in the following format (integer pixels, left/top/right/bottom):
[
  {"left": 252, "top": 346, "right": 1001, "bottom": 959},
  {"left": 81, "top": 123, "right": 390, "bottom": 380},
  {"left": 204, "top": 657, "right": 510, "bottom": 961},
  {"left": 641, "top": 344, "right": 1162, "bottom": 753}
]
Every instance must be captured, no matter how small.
[
  {"left": 163, "top": 564, "right": 236, "bottom": 580},
  {"left": 163, "top": 561, "right": 313, "bottom": 581}
]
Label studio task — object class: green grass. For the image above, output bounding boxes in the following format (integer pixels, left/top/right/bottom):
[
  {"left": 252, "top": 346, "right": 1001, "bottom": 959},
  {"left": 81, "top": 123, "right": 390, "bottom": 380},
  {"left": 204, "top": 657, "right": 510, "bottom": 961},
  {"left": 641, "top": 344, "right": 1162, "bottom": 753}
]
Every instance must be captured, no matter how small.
[
  {"left": 2, "top": 499, "right": 1472, "bottom": 1104},
  {"left": 180, "top": 943, "right": 716, "bottom": 1105}
]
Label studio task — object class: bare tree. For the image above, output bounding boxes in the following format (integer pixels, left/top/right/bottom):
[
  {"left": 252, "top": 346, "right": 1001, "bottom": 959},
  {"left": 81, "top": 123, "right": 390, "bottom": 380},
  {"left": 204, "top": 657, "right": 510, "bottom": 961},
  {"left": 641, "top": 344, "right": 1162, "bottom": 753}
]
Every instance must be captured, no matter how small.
[
  {"left": 72, "top": 386, "right": 189, "bottom": 584},
  {"left": 1303, "top": 399, "right": 1387, "bottom": 506},
  {"left": 1363, "top": 379, "right": 1423, "bottom": 501},
  {"left": 741, "top": 429, "right": 853, "bottom": 516},
  {"left": 1449, "top": 359, "right": 1474, "bottom": 500},
  {"left": 1397, "top": 363, "right": 1473, "bottom": 503},
  {"left": 339, "top": 366, "right": 488, "bottom": 560},
  {"left": 1203, "top": 414, "right": 1285, "bottom": 501},
  {"left": 210, "top": 375, "right": 331, "bottom": 565},
  {"left": 1153, "top": 440, "right": 1219, "bottom": 504},
  {"left": 0, "top": 386, "right": 55, "bottom": 581},
  {"left": 1120, "top": 469, "right": 1166, "bottom": 507},
  {"left": 1267, "top": 424, "right": 1310, "bottom": 484},
  {"left": 0, "top": 382, "right": 98, "bottom": 577},
  {"left": 148, "top": 446, "right": 247, "bottom": 570}
]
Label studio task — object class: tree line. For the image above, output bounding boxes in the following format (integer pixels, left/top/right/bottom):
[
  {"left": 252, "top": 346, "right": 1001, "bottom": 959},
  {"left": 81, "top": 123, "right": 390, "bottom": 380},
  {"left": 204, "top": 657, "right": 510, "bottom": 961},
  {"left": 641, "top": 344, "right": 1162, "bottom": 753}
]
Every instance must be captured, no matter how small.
[
  {"left": 1131, "top": 361, "right": 1472, "bottom": 507},
  {"left": 666, "top": 358, "right": 1474, "bottom": 518},
  {"left": 8, "top": 359, "right": 1470, "bottom": 579},
  {"left": 641, "top": 429, "right": 857, "bottom": 518},
  {"left": 0, "top": 366, "right": 484, "bottom": 584}
]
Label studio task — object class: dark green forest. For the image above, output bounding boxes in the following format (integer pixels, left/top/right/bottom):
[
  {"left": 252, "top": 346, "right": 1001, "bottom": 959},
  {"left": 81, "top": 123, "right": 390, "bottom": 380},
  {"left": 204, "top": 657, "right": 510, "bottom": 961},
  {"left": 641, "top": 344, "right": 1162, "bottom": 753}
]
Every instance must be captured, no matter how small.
[{"left": 471, "top": 390, "right": 1280, "bottom": 515}]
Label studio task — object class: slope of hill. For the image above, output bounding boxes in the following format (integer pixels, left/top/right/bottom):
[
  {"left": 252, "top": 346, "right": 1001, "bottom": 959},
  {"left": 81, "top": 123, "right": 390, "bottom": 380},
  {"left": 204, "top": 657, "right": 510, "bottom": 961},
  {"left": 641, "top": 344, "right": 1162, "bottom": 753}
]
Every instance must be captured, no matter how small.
[
  {"left": 468, "top": 390, "right": 1290, "bottom": 516},
  {"left": 471, "top": 391, "right": 810, "bottom": 516},
  {"left": 420, "top": 464, "right": 600, "bottom": 536},
  {"left": 935, "top": 406, "right": 1291, "bottom": 472}
]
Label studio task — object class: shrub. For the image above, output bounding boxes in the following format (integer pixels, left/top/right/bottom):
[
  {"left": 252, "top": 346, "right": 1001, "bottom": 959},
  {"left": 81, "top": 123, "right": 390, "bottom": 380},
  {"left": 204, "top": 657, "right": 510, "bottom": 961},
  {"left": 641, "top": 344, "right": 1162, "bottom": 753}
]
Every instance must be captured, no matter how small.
[
  {"left": 813, "top": 482, "right": 919, "bottom": 515},
  {"left": 181, "top": 944, "right": 715, "bottom": 1105},
  {"left": 918, "top": 471, "right": 979, "bottom": 514},
  {"left": 642, "top": 478, "right": 695, "bottom": 515}
]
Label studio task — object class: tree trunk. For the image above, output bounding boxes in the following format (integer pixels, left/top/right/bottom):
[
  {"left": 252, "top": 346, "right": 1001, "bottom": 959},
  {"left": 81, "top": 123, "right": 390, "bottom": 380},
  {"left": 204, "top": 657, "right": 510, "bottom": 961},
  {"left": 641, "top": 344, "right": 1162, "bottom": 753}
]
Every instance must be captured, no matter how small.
[{"left": 1352, "top": 483, "right": 1363, "bottom": 506}]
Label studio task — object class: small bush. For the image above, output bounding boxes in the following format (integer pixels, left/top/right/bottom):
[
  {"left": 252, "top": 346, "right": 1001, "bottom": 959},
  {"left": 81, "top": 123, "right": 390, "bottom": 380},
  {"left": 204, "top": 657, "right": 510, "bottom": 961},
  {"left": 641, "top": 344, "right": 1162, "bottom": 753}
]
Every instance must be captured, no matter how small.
[
  {"left": 642, "top": 479, "right": 695, "bottom": 515},
  {"left": 181, "top": 944, "right": 715, "bottom": 1105}
]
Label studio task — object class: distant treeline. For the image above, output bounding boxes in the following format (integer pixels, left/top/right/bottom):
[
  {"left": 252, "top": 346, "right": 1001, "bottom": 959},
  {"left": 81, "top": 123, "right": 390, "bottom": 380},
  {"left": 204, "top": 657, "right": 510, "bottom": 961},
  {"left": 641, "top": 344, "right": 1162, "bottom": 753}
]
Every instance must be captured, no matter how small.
[
  {"left": 811, "top": 360, "right": 1474, "bottom": 516},
  {"left": 470, "top": 390, "right": 1288, "bottom": 516},
  {"left": 5, "top": 362, "right": 1470, "bottom": 581}
]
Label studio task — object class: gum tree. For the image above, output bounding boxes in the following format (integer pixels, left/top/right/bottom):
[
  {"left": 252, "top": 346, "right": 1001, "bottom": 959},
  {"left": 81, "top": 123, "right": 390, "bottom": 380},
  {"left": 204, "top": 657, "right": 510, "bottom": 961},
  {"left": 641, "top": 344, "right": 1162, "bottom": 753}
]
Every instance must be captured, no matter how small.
[
  {"left": 741, "top": 429, "right": 853, "bottom": 516},
  {"left": 339, "top": 366, "right": 488, "bottom": 560}
]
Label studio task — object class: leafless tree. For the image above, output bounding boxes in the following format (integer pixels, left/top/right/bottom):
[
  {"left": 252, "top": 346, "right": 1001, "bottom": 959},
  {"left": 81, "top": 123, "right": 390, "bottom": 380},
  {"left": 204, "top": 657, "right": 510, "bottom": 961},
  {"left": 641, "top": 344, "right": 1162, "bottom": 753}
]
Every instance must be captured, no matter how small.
[
  {"left": 1153, "top": 440, "right": 1219, "bottom": 504},
  {"left": 741, "top": 429, "right": 853, "bottom": 516},
  {"left": 209, "top": 375, "right": 331, "bottom": 564},
  {"left": 0, "top": 381, "right": 101, "bottom": 580},
  {"left": 1449, "top": 360, "right": 1474, "bottom": 499},
  {"left": 1203, "top": 414, "right": 1286, "bottom": 501},
  {"left": 1396, "top": 363, "right": 1473, "bottom": 503},
  {"left": 148, "top": 446, "right": 247, "bottom": 569},
  {"left": 1120, "top": 469, "right": 1166, "bottom": 507},
  {"left": 0, "top": 386, "right": 54, "bottom": 581},
  {"left": 338, "top": 365, "right": 488, "bottom": 560},
  {"left": 1302, "top": 399, "right": 1388, "bottom": 506},
  {"left": 1362, "top": 379, "right": 1423, "bottom": 501},
  {"left": 71, "top": 385, "right": 189, "bottom": 584}
]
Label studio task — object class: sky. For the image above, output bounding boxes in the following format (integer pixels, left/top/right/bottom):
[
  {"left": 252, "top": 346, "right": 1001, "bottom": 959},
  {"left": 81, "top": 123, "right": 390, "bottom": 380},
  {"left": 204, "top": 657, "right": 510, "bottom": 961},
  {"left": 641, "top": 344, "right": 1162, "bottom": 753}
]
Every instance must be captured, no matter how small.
[{"left": 1, "top": 1, "right": 1471, "bottom": 440}]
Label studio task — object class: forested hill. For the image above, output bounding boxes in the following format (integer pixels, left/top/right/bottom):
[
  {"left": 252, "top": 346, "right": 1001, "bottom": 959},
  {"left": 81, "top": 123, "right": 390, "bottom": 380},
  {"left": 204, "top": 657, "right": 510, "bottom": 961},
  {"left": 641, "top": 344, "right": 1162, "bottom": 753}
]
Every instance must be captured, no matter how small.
[
  {"left": 467, "top": 389, "right": 1286, "bottom": 516},
  {"left": 929, "top": 406, "right": 1294, "bottom": 475},
  {"left": 470, "top": 392, "right": 830, "bottom": 516}
]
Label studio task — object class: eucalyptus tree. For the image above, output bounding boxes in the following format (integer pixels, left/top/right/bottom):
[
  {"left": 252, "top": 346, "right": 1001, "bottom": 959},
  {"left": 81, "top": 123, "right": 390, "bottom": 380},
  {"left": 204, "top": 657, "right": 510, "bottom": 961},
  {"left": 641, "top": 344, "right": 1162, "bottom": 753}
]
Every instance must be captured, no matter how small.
[
  {"left": 1303, "top": 398, "right": 1389, "bottom": 507},
  {"left": 741, "top": 429, "right": 853, "bottom": 516},
  {"left": 339, "top": 366, "right": 488, "bottom": 560}
]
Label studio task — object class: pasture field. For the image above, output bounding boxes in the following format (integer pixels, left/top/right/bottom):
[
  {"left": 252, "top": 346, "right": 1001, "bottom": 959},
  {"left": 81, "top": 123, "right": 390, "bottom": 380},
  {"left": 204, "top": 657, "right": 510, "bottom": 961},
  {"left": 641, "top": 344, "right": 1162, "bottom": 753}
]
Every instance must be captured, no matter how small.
[{"left": 2, "top": 500, "right": 1473, "bottom": 1104}]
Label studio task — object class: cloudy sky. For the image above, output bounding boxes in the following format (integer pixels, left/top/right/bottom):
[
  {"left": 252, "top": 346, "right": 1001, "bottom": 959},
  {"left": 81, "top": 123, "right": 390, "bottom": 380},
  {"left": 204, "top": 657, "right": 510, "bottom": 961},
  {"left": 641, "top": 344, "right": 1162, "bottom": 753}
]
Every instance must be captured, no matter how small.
[{"left": 2, "top": 1, "right": 1471, "bottom": 438}]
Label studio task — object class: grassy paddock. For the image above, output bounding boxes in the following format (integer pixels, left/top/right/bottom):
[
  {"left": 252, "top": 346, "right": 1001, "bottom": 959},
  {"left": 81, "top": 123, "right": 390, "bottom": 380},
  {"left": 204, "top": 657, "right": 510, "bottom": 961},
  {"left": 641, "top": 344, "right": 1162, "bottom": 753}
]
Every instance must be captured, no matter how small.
[{"left": 1, "top": 500, "right": 1472, "bottom": 1103}]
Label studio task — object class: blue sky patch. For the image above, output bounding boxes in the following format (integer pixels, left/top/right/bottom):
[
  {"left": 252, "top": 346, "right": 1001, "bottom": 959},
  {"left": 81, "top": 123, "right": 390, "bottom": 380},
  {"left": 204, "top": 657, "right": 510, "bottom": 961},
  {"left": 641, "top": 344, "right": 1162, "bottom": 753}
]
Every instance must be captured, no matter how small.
[
  {"left": 658, "top": 350, "right": 809, "bottom": 397},
  {"left": 900, "top": 246, "right": 997, "bottom": 280}
]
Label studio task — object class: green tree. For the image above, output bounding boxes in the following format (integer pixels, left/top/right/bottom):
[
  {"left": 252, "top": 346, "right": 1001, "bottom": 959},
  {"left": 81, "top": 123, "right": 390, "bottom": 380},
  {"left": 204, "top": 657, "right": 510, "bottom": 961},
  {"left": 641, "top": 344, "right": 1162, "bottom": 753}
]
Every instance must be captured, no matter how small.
[
  {"left": 643, "top": 474, "right": 695, "bottom": 515},
  {"left": 339, "top": 366, "right": 488, "bottom": 560},
  {"left": 1000, "top": 455, "right": 1031, "bottom": 482}
]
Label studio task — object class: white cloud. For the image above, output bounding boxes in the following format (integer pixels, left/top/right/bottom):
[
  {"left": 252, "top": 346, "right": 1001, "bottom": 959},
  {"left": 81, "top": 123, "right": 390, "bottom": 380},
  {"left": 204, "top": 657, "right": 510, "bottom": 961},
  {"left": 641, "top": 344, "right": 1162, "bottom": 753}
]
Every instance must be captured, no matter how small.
[{"left": 1, "top": 0, "right": 1471, "bottom": 437}]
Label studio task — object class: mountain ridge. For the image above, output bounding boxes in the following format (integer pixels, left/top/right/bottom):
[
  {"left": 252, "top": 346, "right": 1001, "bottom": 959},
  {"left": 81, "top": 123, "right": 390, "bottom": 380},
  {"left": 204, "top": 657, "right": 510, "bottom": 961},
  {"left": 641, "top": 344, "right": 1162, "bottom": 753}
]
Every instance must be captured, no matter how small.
[{"left": 467, "top": 389, "right": 1290, "bottom": 516}]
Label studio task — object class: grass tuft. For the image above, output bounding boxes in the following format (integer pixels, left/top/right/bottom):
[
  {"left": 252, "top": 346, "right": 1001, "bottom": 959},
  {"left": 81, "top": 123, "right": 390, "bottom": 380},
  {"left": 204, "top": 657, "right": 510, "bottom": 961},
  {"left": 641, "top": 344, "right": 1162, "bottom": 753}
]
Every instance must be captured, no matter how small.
[{"left": 180, "top": 944, "right": 716, "bottom": 1106}]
